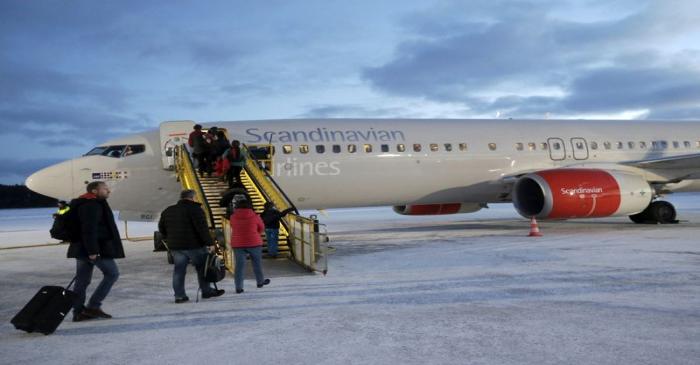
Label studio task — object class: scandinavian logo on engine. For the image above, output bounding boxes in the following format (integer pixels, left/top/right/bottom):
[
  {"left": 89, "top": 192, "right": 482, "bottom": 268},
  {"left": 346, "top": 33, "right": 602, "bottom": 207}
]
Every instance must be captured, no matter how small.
[{"left": 561, "top": 187, "right": 603, "bottom": 195}]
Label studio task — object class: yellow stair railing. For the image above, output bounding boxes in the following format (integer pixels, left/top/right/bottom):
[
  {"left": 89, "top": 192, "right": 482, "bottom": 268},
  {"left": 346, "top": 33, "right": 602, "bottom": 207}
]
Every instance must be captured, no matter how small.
[
  {"left": 174, "top": 145, "right": 215, "bottom": 227},
  {"left": 241, "top": 144, "right": 328, "bottom": 274},
  {"left": 173, "top": 142, "right": 328, "bottom": 274}
]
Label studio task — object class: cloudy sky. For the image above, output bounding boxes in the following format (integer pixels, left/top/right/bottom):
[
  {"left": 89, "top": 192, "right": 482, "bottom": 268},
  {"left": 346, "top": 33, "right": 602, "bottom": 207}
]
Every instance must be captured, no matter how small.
[{"left": 1, "top": 0, "right": 700, "bottom": 183}]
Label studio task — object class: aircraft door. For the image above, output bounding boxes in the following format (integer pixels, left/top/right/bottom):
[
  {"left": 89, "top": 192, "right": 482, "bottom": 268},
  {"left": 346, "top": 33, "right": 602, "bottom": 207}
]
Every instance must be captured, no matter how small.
[
  {"left": 570, "top": 137, "right": 589, "bottom": 160},
  {"left": 159, "top": 120, "right": 195, "bottom": 169},
  {"left": 247, "top": 144, "right": 275, "bottom": 173},
  {"left": 547, "top": 137, "right": 566, "bottom": 161}
]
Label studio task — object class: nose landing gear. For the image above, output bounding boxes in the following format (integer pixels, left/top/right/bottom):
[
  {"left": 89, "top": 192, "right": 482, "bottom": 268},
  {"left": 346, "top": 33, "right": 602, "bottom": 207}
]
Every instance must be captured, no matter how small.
[{"left": 629, "top": 200, "right": 678, "bottom": 224}]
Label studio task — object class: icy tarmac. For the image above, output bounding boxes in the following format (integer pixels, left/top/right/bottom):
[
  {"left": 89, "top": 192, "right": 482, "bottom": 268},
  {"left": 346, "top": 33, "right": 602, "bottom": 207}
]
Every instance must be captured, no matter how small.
[{"left": 1, "top": 196, "right": 699, "bottom": 364}]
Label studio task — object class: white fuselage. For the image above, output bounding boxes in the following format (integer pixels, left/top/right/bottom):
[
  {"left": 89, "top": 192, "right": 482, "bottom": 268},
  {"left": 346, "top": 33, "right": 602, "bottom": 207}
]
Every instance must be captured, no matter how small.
[{"left": 26, "top": 119, "right": 700, "bottom": 221}]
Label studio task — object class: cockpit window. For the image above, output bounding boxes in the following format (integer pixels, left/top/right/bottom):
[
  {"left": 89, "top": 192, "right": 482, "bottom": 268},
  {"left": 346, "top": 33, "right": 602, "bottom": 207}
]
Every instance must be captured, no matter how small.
[
  {"left": 123, "top": 144, "right": 145, "bottom": 157},
  {"left": 103, "top": 145, "right": 126, "bottom": 158},
  {"left": 84, "top": 144, "right": 145, "bottom": 158},
  {"left": 85, "top": 146, "right": 109, "bottom": 156}
]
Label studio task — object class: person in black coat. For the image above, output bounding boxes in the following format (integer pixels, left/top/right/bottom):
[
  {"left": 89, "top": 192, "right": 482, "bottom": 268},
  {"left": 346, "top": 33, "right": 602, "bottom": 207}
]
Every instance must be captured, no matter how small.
[
  {"left": 67, "top": 181, "right": 124, "bottom": 322},
  {"left": 158, "top": 190, "right": 224, "bottom": 303},
  {"left": 260, "top": 202, "right": 295, "bottom": 257},
  {"left": 219, "top": 183, "right": 250, "bottom": 218}
]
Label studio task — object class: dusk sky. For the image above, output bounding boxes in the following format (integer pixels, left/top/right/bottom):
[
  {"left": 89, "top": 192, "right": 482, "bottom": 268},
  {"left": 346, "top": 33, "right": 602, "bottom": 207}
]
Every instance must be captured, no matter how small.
[{"left": 1, "top": 0, "right": 700, "bottom": 183}]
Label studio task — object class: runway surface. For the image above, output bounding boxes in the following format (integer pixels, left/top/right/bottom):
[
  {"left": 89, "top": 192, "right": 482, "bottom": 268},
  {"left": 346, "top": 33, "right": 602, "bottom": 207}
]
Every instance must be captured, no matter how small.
[{"left": 1, "top": 197, "right": 699, "bottom": 364}]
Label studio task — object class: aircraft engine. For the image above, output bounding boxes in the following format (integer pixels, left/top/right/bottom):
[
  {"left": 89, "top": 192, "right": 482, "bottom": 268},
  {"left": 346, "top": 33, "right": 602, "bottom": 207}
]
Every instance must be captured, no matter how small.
[
  {"left": 512, "top": 169, "right": 653, "bottom": 219},
  {"left": 392, "top": 203, "right": 484, "bottom": 215}
]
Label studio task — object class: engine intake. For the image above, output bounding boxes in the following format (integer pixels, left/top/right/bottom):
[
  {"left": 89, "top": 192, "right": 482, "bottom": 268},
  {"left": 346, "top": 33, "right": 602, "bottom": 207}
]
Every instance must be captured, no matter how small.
[{"left": 513, "top": 169, "right": 652, "bottom": 219}]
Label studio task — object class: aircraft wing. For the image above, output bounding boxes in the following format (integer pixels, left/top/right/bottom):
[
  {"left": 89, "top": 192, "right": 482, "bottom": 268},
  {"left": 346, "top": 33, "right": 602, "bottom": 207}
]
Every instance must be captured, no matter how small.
[{"left": 620, "top": 153, "right": 700, "bottom": 170}]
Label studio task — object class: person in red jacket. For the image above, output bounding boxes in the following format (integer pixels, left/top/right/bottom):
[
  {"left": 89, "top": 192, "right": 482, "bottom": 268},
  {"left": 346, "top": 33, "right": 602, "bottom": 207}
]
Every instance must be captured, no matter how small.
[{"left": 229, "top": 198, "right": 270, "bottom": 293}]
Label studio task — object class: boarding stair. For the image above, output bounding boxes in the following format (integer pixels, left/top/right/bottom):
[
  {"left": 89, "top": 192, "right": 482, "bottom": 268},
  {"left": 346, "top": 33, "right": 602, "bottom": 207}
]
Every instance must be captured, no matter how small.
[
  {"left": 196, "top": 168, "right": 291, "bottom": 256},
  {"left": 170, "top": 133, "right": 327, "bottom": 274}
]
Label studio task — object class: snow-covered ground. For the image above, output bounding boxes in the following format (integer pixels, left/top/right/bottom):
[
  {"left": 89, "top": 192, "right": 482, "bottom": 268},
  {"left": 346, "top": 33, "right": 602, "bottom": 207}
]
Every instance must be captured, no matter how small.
[{"left": 1, "top": 196, "right": 699, "bottom": 364}]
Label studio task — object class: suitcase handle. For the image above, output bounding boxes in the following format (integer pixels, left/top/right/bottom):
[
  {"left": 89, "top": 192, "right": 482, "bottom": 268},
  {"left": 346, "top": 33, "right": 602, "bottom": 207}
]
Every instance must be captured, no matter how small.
[{"left": 65, "top": 276, "right": 77, "bottom": 290}]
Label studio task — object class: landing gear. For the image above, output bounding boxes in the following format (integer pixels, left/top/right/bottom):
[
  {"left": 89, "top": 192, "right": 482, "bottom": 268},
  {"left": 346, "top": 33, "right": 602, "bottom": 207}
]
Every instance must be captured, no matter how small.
[{"left": 629, "top": 200, "right": 678, "bottom": 224}]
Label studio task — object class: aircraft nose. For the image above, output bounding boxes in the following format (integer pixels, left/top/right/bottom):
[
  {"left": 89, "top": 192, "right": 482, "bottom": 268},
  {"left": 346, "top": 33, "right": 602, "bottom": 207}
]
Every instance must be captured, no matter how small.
[{"left": 25, "top": 161, "right": 74, "bottom": 200}]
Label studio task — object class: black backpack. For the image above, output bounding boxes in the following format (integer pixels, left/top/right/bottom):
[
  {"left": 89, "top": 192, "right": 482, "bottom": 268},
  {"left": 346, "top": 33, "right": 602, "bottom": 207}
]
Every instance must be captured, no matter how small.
[
  {"left": 49, "top": 204, "right": 77, "bottom": 241},
  {"left": 204, "top": 252, "right": 226, "bottom": 283}
]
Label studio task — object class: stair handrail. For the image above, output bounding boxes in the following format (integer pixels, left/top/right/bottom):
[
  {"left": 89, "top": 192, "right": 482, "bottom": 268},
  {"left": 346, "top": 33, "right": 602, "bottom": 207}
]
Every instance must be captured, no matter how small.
[
  {"left": 241, "top": 144, "right": 299, "bottom": 215},
  {"left": 174, "top": 144, "right": 216, "bottom": 228}
]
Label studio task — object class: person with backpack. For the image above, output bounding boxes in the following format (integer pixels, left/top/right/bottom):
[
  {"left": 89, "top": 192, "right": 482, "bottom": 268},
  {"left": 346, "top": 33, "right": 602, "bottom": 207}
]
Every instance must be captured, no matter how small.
[
  {"left": 229, "top": 198, "right": 270, "bottom": 293},
  {"left": 67, "top": 181, "right": 124, "bottom": 322},
  {"left": 260, "top": 202, "right": 295, "bottom": 258},
  {"left": 158, "top": 189, "right": 225, "bottom": 303},
  {"left": 219, "top": 185, "right": 250, "bottom": 219},
  {"left": 223, "top": 140, "right": 247, "bottom": 188}
]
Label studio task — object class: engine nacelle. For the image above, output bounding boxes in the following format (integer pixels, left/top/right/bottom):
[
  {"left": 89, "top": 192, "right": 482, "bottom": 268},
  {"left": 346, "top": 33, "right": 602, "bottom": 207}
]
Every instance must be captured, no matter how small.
[
  {"left": 513, "top": 169, "right": 652, "bottom": 219},
  {"left": 393, "top": 203, "right": 484, "bottom": 216}
]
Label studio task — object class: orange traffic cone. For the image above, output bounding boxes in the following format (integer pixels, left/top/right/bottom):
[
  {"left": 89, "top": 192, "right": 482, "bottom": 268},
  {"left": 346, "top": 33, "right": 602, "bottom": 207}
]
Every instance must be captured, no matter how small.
[{"left": 528, "top": 216, "right": 543, "bottom": 237}]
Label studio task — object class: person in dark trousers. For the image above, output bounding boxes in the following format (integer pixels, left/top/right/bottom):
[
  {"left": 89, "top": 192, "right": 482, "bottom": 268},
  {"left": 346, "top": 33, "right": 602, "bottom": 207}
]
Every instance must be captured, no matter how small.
[
  {"left": 260, "top": 202, "right": 295, "bottom": 258},
  {"left": 223, "top": 140, "right": 247, "bottom": 188},
  {"left": 188, "top": 124, "right": 211, "bottom": 177},
  {"left": 158, "top": 190, "right": 225, "bottom": 303},
  {"left": 67, "top": 181, "right": 124, "bottom": 322},
  {"left": 229, "top": 198, "right": 270, "bottom": 293}
]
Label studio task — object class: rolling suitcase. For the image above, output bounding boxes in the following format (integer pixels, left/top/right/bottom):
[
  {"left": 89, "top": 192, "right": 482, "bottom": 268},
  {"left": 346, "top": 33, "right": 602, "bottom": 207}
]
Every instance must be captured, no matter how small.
[{"left": 11, "top": 277, "right": 77, "bottom": 335}]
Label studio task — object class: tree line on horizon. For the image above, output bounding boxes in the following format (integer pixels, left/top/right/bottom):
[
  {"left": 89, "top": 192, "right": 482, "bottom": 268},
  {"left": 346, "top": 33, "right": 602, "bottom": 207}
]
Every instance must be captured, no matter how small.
[{"left": 0, "top": 185, "right": 57, "bottom": 209}]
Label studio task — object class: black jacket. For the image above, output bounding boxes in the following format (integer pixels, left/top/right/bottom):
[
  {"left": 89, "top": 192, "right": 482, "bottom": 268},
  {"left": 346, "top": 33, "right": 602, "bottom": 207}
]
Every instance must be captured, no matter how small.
[
  {"left": 158, "top": 200, "right": 213, "bottom": 250},
  {"left": 260, "top": 207, "right": 295, "bottom": 229},
  {"left": 67, "top": 195, "right": 125, "bottom": 259}
]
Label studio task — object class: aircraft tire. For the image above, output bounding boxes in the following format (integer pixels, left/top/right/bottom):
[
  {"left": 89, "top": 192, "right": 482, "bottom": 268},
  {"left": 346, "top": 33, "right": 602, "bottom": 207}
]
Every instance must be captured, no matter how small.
[
  {"left": 650, "top": 200, "right": 678, "bottom": 224},
  {"left": 629, "top": 211, "right": 650, "bottom": 224}
]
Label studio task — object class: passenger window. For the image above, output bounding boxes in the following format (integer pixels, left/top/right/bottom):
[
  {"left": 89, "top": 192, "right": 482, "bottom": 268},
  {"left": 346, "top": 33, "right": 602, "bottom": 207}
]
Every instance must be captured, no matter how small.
[
  {"left": 660, "top": 141, "right": 668, "bottom": 149},
  {"left": 364, "top": 144, "right": 373, "bottom": 153},
  {"left": 444, "top": 143, "right": 452, "bottom": 152},
  {"left": 459, "top": 143, "right": 468, "bottom": 151},
  {"left": 628, "top": 141, "right": 635, "bottom": 149},
  {"left": 575, "top": 142, "right": 584, "bottom": 150},
  {"left": 381, "top": 144, "right": 389, "bottom": 153},
  {"left": 397, "top": 144, "right": 406, "bottom": 152},
  {"left": 332, "top": 145, "right": 341, "bottom": 153},
  {"left": 540, "top": 142, "right": 548, "bottom": 150},
  {"left": 413, "top": 144, "right": 422, "bottom": 152},
  {"left": 299, "top": 145, "right": 309, "bottom": 154},
  {"left": 348, "top": 144, "right": 357, "bottom": 153},
  {"left": 673, "top": 141, "right": 680, "bottom": 149},
  {"left": 515, "top": 142, "right": 524, "bottom": 151},
  {"left": 652, "top": 141, "right": 659, "bottom": 149},
  {"left": 590, "top": 142, "right": 598, "bottom": 150},
  {"left": 639, "top": 141, "right": 647, "bottom": 149},
  {"left": 528, "top": 142, "right": 536, "bottom": 151},
  {"left": 603, "top": 142, "right": 611, "bottom": 150},
  {"left": 316, "top": 145, "right": 325, "bottom": 154},
  {"left": 553, "top": 142, "right": 561, "bottom": 150},
  {"left": 616, "top": 141, "right": 624, "bottom": 149},
  {"left": 488, "top": 143, "right": 497, "bottom": 151},
  {"left": 684, "top": 141, "right": 691, "bottom": 148},
  {"left": 283, "top": 145, "right": 293, "bottom": 154},
  {"left": 430, "top": 143, "right": 439, "bottom": 152}
]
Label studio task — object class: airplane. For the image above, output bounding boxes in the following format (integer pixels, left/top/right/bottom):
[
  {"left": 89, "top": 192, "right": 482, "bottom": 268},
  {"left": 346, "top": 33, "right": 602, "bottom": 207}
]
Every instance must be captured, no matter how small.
[{"left": 25, "top": 119, "right": 700, "bottom": 224}]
